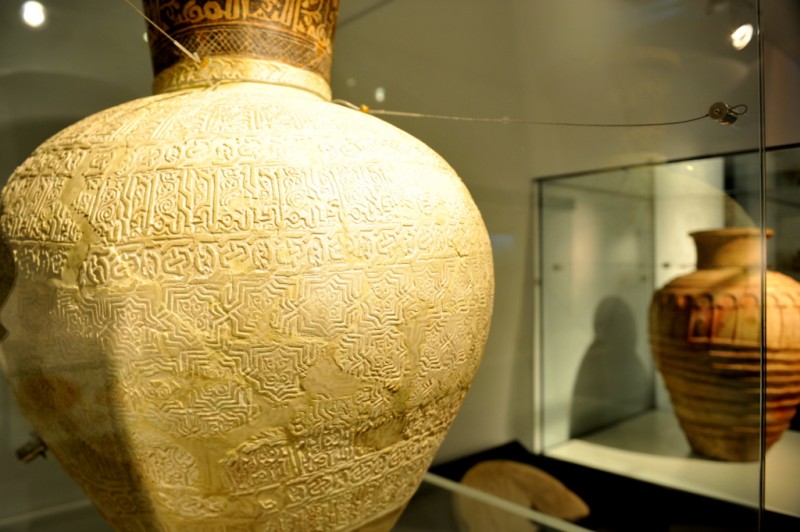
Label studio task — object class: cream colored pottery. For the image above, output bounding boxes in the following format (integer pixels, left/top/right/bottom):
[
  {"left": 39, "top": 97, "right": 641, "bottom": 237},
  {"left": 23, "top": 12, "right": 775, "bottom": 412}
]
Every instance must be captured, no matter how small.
[
  {"left": 649, "top": 228, "right": 800, "bottom": 461},
  {"left": 0, "top": 1, "right": 494, "bottom": 530}
]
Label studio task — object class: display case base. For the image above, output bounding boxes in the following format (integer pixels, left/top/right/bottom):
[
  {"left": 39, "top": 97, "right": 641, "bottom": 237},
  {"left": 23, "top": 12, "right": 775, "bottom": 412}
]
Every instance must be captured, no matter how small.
[{"left": 546, "top": 410, "right": 800, "bottom": 518}]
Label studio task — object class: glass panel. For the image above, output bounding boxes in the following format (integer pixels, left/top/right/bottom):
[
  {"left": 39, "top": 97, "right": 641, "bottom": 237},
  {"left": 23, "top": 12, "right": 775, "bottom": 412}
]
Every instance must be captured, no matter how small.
[
  {"left": 537, "top": 144, "right": 800, "bottom": 528},
  {"left": 0, "top": 473, "right": 591, "bottom": 532},
  {"left": 406, "top": 474, "right": 591, "bottom": 532},
  {"left": 3, "top": 0, "right": 796, "bottom": 530},
  {"left": 538, "top": 156, "right": 766, "bottom": 517},
  {"left": 539, "top": 168, "right": 656, "bottom": 448},
  {"left": 529, "top": 0, "right": 780, "bottom": 528}
]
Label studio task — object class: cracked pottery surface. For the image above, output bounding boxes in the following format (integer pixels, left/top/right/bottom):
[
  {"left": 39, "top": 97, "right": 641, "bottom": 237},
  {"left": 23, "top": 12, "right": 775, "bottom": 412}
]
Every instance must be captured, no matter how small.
[{"left": 0, "top": 1, "right": 494, "bottom": 530}]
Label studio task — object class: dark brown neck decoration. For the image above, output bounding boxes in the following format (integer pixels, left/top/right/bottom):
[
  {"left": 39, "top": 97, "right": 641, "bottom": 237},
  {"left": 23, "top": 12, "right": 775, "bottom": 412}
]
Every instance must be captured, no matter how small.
[{"left": 143, "top": 0, "right": 340, "bottom": 94}]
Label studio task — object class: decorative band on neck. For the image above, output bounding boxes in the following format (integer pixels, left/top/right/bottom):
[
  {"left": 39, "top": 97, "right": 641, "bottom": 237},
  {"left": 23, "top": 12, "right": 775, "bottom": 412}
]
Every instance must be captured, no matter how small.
[
  {"left": 152, "top": 56, "right": 332, "bottom": 98},
  {"left": 144, "top": 0, "right": 340, "bottom": 82}
]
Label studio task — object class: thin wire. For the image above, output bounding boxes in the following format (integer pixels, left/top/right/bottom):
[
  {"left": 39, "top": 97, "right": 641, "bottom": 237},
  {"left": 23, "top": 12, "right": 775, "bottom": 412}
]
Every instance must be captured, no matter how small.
[
  {"left": 121, "top": 0, "right": 201, "bottom": 64},
  {"left": 338, "top": 0, "right": 397, "bottom": 29},
  {"left": 333, "top": 100, "right": 748, "bottom": 128},
  {"left": 119, "top": 0, "right": 745, "bottom": 131}
]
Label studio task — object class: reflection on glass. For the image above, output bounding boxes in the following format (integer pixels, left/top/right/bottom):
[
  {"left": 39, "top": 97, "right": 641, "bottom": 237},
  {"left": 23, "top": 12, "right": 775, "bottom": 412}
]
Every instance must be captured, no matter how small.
[{"left": 731, "top": 23, "right": 754, "bottom": 50}]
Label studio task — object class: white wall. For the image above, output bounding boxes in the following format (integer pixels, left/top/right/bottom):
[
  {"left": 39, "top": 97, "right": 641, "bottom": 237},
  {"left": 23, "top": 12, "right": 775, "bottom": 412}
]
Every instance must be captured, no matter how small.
[{"left": 538, "top": 170, "right": 655, "bottom": 448}]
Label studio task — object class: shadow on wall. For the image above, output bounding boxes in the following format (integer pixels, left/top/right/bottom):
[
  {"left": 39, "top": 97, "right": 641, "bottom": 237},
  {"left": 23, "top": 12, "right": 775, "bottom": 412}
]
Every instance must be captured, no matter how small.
[{"left": 570, "top": 296, "right": 652, "bottom": 438}]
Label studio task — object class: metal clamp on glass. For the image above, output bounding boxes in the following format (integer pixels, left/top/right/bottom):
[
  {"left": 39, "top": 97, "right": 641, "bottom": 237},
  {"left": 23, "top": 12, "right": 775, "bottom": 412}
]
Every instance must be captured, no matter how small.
[
  {"left": 708, "top": 101, "right": 747, "bottom": 125},
  {"left": 16, "top": 432, "right": 48, "bottom": 463}
]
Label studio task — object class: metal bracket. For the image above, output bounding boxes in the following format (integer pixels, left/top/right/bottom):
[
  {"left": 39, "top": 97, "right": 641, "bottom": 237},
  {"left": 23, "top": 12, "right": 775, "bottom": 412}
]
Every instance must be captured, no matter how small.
[{"left": 16, "top": 432, "right": 48, "bottom": 463}]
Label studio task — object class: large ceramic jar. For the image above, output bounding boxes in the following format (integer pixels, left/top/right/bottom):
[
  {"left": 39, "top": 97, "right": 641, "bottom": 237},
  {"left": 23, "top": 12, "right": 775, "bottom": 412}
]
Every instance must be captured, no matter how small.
[
  {"left": 0, "top": 1, "right": 494, "bottom": 530},
  {"left": 649, "top": 228, "right": 800, "bottom": 461}
]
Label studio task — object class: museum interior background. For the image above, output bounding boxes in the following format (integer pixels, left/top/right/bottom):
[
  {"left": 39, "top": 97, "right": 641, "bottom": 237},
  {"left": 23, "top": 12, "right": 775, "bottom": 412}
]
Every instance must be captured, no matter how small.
[{"left": 1, "top": 0, "right": 799, "bottom": 529}]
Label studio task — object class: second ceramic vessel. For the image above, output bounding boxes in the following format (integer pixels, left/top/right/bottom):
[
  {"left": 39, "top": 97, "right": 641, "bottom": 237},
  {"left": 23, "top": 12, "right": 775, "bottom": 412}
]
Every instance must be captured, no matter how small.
[{"left": 649, "top": 228, "right": 800, "bottom": 461}]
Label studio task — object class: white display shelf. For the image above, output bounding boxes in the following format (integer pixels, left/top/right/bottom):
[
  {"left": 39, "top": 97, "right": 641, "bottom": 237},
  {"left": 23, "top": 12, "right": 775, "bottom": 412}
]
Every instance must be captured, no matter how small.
[{"left": 545, "top": 410, "right": 800, "bottom": 517}]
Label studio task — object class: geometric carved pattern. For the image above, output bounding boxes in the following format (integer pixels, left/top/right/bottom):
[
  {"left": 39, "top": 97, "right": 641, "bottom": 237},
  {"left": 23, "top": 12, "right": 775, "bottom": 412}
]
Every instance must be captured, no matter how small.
[
  {"left": 0, "top": 59, "right": 494, "bottom": 530},
  {"left": 228, "top": 343, "right": 318, "bottom": 402}
]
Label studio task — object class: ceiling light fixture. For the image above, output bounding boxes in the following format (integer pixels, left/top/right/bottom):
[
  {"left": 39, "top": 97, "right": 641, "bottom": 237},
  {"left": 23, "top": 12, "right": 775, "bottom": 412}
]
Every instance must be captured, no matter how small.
[{"left": 21, "top": 1, "right": 46, "bottom": 28}]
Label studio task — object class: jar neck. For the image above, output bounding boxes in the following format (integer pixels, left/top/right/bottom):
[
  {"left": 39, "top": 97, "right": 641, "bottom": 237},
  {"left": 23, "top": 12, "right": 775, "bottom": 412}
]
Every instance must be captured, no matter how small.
[
  {"left": 152, "top": 57, "right": 332, "bottom": 99},
  {"left": 143, "top": 0, "right": 339, "bottom": 96},
  {"left": 691, "top": 228, "right": 772, "bottom": 269}
]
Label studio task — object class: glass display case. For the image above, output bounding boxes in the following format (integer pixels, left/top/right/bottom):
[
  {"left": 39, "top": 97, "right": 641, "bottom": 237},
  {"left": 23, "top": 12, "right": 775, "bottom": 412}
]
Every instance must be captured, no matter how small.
[
  {"left": 1, "top": 0, "right": 798, "bottom": 530},
  {"left": 535, "top": 145, "right": 800, "bottom": 530}
]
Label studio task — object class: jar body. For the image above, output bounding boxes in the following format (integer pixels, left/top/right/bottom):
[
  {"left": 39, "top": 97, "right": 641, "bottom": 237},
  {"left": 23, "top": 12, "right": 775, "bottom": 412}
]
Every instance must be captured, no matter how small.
[{"left": 0, "top": 81, "right": 494, "bottom": 530}]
